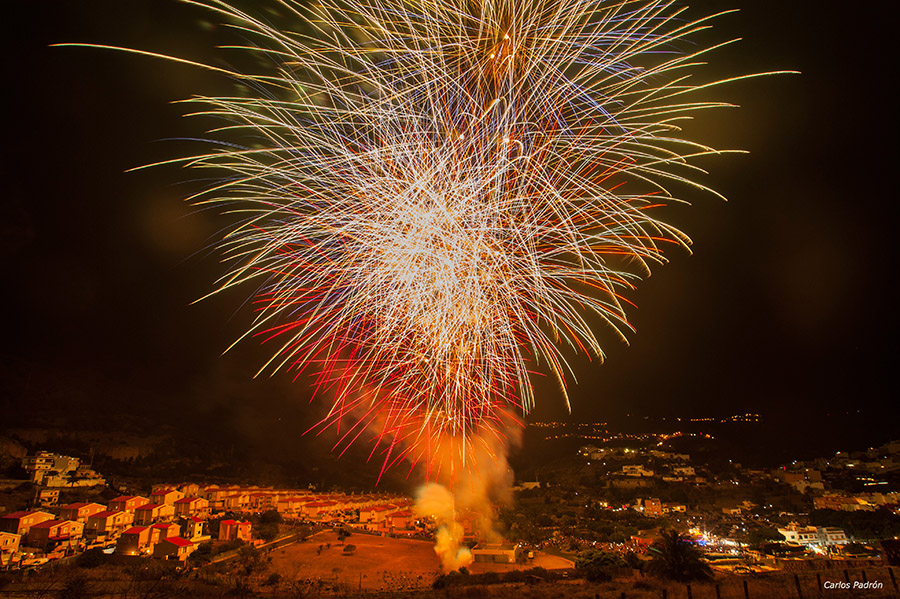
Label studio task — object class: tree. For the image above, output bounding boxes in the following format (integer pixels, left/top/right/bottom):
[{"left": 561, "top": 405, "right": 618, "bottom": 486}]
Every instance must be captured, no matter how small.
[
  {"left": 646, "top": 529, "right": 712, "bottom": 582},
  {"left": 343, "top": 544, "right": 357, "bottom": 555},
  {"left": 260, "top": 510, "right": 283, "bottom": 525},
  {"left": 747, "top": 526, "right": 784, "bottom": 548},
  {"left": 575, "top": 550, "right": 625, "bottom": 582}
]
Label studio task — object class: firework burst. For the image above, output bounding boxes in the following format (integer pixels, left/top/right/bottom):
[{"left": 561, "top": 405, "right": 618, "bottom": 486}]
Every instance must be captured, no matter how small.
[{"left": 63, "top": 0, "right": 786, "bottom": 476}]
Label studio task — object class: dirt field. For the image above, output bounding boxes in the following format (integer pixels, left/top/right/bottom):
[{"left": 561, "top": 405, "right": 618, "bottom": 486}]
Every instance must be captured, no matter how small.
[{"left": 267, "top": 530, "right": 440, "bottom": 592}]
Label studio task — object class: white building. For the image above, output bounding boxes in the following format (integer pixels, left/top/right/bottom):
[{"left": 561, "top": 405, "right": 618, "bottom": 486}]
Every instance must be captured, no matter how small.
[
  {"left": 21, "top": 452, "right": 81, "bottom": 484},
  {"left": 621, "top": 465, "right": 655, "bottom": 477},
  {"left": 817, "top": 527, "right": 848, "bottom": 546}
]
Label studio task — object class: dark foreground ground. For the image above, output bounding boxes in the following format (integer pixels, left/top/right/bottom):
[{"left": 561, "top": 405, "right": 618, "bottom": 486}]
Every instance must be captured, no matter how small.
[{"left": 2, "top": 564, "right": 897, "bottom": 598}]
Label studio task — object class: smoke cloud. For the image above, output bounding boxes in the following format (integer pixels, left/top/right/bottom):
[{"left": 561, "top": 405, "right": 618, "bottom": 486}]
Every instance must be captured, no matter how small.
[{"left": 413, "top": 415, "right": 523, "bottom": 571}]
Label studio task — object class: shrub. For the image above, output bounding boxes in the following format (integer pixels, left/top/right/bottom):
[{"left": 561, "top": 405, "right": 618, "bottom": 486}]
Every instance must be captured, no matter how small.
[
  {"left": 75, "top": 549, "right": 104, "bottom": 569},
  {"left": 502, "top": 570, "right": 526, "bottom": 583}
]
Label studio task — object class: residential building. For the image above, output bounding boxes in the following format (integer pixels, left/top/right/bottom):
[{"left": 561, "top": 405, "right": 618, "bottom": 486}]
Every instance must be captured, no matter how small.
[
  {"left": 37, "top": 488, "right": 60, "bottom": 506},
  {"left": 58, "top": 503, "right": 106, "bottom": 523},
  {"left": 778, "top": 524, "right": 819, "bottom": 546},
  {"left": 152, "top": 536, "right": 196, "bottom": 561},
  {"left": 149, "top": 489, "right": 184, "bottom": 506},
  {"left": 20, "top": 452, "right": 80, "bottom": 484},
  {"left": 817, "top": 527, "right": 849, "bottom": 546},
  {"left": 179, "top": 516, "right": 206, "bottom": 541},
  {"left": 1, "top": 532, "right": 21, "bottom": 560},
  {"left": 134, "top": 503, "right": 174, "bottom": 526},
  {"left": 388, "top": 509, "right": 415, "bottom": 530},
  {"left": 26, "top": 520, "right": 84, "bottom": 550},
  {"left": 223, "top": 493, "right": 249, "bottom": 511},
  {"left": 179, "top": 483, "right": 201, "bottom": 497},
  {"left": 621, "top": 465, "right": 655, "bottom": 477},
  {"left": 108, "top": 496, "right": 149, "bottom": 513},
  {"left": 116, "top": 526, "right": 151, "bottom": 556},
  {"left": 85, "top": 510, "right": 132, "bottom": 539},
  {"left": 149, "top": 522, "right": 179, "bottom": 545},
  {"left": 219, "top": 520, "right": 252, "bottom": 542},
  {"left": 0, "top": 510, "right": 55, "bottom": 536},
  {"left": 174, "top": 497, "right": 209, "bottom": 517}
]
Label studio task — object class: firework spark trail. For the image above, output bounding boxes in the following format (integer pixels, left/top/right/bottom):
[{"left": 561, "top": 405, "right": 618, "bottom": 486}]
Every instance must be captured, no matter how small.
[{"left": 60, "top": 0, "right": 790, "bottom": 475}]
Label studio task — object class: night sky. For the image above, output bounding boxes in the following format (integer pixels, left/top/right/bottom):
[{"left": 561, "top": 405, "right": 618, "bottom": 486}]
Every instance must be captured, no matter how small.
[{"left": 4, "top": 1, "right": 897, "bottom": 468}]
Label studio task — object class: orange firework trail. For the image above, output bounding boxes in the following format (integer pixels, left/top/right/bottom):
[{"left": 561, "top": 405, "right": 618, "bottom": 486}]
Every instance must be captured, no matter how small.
[{"left": 61, "top": 0, "right": 789, "bottom": 479}]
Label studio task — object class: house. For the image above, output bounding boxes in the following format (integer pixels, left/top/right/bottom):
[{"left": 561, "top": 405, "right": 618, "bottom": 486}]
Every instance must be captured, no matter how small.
[
  {"left": 663, "top": 503, "right": 687, "bottom": 514},
  {"left": 219, "top": 520, "right": 252, "bottom": 542},
  {"left": 149, "top": 522, "right": 180, "bottom": 545},
  {"left": 179, "top": 516, "right": 206, "bottom": 541},
  {"left": 174, "top": 497, "right": 209, "bottom": 517},
  {"left": 149, "top": 489, "right": 184, "bottom": 506},
  {"left": 152, "top": 536, "right": 196, "bottom": 561},
  {"left": 85, "top": 510, "right": 132, "bottom": 539},
  {"left": 621, "top": 465, "right": 655, "bottom": 478},
  {"left": 117, "top": 526, "right": 151, "bottom": 555},
  {"left": 249, "top": 493, "right": 277, "bottom": 511},
  {"left": 58, "top": 502, "right": 106, "bottom": 523},
  {"left": 1, "top": 532, "right": 22, "bottom": 559},
  {"left": 223, "top": 493, "right": 249, "bottom": 511},
  {"left": 179, "top": 483, "right": 201, "bottom": 497},
  {"left": 108, "top": 496, "right": 149, "bottom": 513},
  {"left": 275, "top": 496, "right": 309, "bottom": 517},
  {"left": 303, "top": 501, "right": 339, "bottom": 519},
  {"left": 134, "top": 503, "right": 174, "bottom": 526},
  {"left": 38, "top": 488, "right": 60, "bottom": 506},
  {"left": 778, "top": 524, "right": 819, "bottom": 546},
  {"left": 26, "top": 520, "right": 84, "bottom": 550},
  {"left": 20, "top": 452, "right": 80, "bottom": 484},
  {"left": 388, "top": 509, "right": 415, "bottom": 530},
  {"left": 0, "top": 510, "right": 55, "bottom": 536},
  {"left": 817, "top": 527, "right": 849, "bottom": 546},
  {"left": 635, "top": 498, "right": 663, "bottom": 517},
  {"left": 722, "top": 507, "right": 742, "bottom": 516},
  {"left": 359, "top": 504, "right": 395, "bottom": 525}
]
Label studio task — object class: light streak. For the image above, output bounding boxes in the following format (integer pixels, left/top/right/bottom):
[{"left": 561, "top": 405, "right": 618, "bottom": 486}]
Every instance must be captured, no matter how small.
[{"left": 60, "top": 0, "right": 790, "bottom": 476}]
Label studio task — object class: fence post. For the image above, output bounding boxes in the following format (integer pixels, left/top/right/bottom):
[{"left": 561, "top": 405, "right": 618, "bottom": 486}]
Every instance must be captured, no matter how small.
[
  {"left": 662, "top": 589, "right": 668, "bottom": 599},
  {"left": 816, "top": 573, "right": 822, "bottom": 596},
  {"left": 686, "top": 583, "right": 693, "bottom": 599},
  {"left": 889, "top": 567, "right": 898, "bottom": 591},
  {"left": 743, "top": 579, "right": 750, "bottom": 599},
  {"left": 794, "top": 573, "right": 803, "bottom": 598},
  {"left": 843, "top": 569, "right": 850, "bottom": 584},
  {"left": 715, "top": 583, "right": 722, "bottom": 599},
  {"left": 860, "top": 569, "right": 867, "bottom": 584}
]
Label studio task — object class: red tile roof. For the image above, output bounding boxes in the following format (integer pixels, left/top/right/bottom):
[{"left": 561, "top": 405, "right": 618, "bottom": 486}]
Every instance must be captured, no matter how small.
[
  {"left": 135, "top": 503, "right": 163, "bottom": 511},
  {"left": 122, "top": 526, "right": 148, "bottom": 535},
  {"left": 163, "top": 536, "right": 194, "bottom": 547},
  {"left": 59, "top": 502, "right": 89, "bottom": 510},
  {"left": 90, "top": 511, "right": 120, "bottom": 519},
  {"left": 151, "top": 523, "right": 177, "bottom": 529},
  {"left": 31, "top": 520, "right": 65, "bottom": 529},
  {"left": 174, "top": 497, "right": 196, "bottom": 504},
  {"left": 1, "top": 511, "right": 30, "bottom": 519}
]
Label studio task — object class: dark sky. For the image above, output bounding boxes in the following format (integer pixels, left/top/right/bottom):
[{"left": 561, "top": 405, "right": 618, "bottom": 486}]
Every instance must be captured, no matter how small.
[{"left": 4, "top": 1, "right": 897, "bottom": 461}]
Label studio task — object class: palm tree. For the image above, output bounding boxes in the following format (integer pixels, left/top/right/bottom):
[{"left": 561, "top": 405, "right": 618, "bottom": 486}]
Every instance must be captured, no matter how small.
[{"left": 646, "top": 529, "right": 713, "bottom": 582}]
